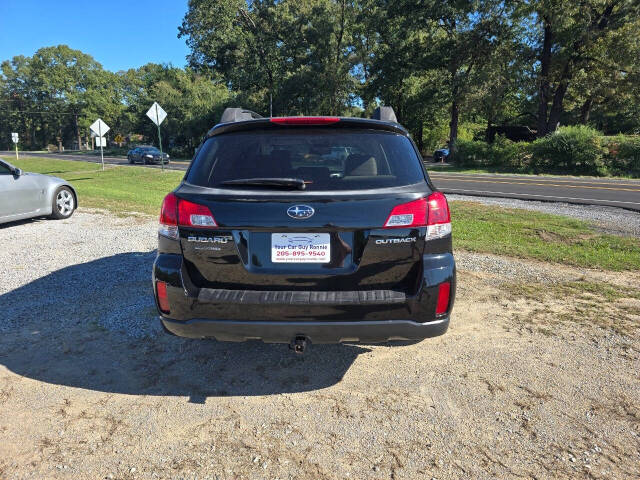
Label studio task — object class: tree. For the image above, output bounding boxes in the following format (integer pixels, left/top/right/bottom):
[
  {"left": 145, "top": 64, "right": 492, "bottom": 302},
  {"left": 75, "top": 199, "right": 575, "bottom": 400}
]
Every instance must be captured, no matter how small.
[
  {"left": 179, "top": 0, "right": 359, "bottom": 116},
  {"left": 530, "top": 0, "right": 640, "bottom": 136},
  {"left": 0, "top": 45, "right": 118, "bottom": 150},
  {"left": 369, "top": 0, "right": 515, "bottom": 158}
]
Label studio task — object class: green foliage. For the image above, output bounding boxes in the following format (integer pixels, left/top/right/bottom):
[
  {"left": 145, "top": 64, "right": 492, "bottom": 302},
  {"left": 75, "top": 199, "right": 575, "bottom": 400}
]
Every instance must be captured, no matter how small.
[
  {"left": 0, "top": 52, "right": 231, "bottom": 154},
  {"left": 604, "top": 135, "right": 640, "bottom": 176},
  {"left": 3, "top": 0, "right": 640, "bottom": 153},
  {"left": 179, "top": 0, "right": 359, "bottom": 116},
  {"left": 451, "top": 201, "right": 640, "bottom": 271},
  {"left": 454, "top": 127, "right": 640, "bottom": 177},
  {"left": 456, "top": 136, "right": 529, "bottom": 171},
  {"left": 457, "top": 123, "right": 485, "bottom": 142},
  {"left": 422, "top": 122, "right": 450, "bottom": 153},
  {"left": 530, "top": 126, "right": 605, "bottom": 175}
]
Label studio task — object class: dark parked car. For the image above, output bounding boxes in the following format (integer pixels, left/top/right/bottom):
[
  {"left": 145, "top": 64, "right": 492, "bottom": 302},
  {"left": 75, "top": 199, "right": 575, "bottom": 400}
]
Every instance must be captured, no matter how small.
[
  {"left": 127, "top": 146, "right": 169, "bottom": 165},
  {"left": 153, "top": 107, "right": 455, "bottom": 352}
]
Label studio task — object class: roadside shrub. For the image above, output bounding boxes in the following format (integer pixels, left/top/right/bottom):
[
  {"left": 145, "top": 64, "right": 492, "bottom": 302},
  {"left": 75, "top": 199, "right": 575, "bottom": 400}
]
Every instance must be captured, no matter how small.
[
  {"left": 452, "top": 127, "right": 639, "bottom": 177},
  {"left": 604, "top": 135, "right": 640, "bottom": 176},
  {"left": 530, "top": 126, "right": 606, "bottom": 175},
  {"left": 455, "top": 139, "right": 489, "bottom": 167},
  {"left": 491, "top": 136, "right": 531, "bottom": 171},
  {"left": 455, "top": 137, "right": 530, "bottom": 171}
]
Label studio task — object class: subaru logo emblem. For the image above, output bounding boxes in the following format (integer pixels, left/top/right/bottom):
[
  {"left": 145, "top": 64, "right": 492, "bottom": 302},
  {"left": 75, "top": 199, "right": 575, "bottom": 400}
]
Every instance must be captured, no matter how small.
[{"left": 287, "top": 205, "right": 314, "bottom": 219}]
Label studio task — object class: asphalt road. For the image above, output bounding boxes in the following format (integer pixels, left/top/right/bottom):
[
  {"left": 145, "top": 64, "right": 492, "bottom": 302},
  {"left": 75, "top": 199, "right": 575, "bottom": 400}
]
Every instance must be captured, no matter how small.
[
  {"left": 428, "top": 171, "right": 640, "bottom": 211},
  {"left": 4, "top": 151, "right": 640, "bottom": 211},
  {"left": 1, "top": 151, "right": 191, "bottom": 172}
]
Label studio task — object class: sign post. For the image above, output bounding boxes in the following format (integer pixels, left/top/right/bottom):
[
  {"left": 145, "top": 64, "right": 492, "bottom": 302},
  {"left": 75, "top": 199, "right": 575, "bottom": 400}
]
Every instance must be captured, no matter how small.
[
  {"left": 146, "top": 102, "right": 167, "bottom": 172},
  {"left": 90, "top": 119, "right": 110, "bottom": 171},
  {"left": 11, "top": 133, "right": 19, "bottom": 160}
]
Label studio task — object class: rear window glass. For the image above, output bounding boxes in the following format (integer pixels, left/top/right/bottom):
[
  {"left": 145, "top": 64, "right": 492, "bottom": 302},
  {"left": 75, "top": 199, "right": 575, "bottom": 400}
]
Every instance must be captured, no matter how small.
[{"left": 186, "top": 128, "right": 425, "bottom": 191}]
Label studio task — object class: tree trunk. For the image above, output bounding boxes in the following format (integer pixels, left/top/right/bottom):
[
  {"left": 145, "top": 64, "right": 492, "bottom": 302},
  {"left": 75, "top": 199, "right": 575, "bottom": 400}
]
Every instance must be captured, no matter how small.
[
  {"left": 75, "top": 114, "right": 81, "bottom": 150},
  {"left": 485, "top": 117, "right": 493, "bottom": 143},
  {"left": 547, "top": 62, "right": 572, "bottom": 133},
  {"left": 449, "top": 99, "right": 459, "bottom": 162},
  {"left": 579, "top": 97, "right": 593, "bottom": 124},
  {"left": 537, "top": 20, "right": 553, "bottom": 138},
  {"left": 416, "top": 122, "right": 424, "bottom": 153}
]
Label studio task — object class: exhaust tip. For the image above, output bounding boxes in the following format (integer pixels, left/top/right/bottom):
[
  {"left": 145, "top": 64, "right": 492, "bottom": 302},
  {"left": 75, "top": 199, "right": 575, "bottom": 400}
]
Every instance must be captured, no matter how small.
[{"left": 290, "top": 335, "right": 310, "bottom": 355}]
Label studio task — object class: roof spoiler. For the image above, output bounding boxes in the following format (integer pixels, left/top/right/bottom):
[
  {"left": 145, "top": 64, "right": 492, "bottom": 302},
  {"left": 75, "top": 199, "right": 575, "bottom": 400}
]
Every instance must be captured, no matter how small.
[
  {"left": 220, "top": 107, "right": 263, "bottom": 123},
  {"left": 371, "top": 106, "right": 398, "bottom": 123}
]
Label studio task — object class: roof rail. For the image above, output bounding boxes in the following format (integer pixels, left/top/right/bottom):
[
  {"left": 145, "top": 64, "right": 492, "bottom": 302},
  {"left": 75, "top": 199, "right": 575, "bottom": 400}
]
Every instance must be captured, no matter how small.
[
  {"left": 371, "top": 106, "right": 398, "bottom": 123},
  {"left": 220, "top": 107, "right": 263, "bottom": 123}
]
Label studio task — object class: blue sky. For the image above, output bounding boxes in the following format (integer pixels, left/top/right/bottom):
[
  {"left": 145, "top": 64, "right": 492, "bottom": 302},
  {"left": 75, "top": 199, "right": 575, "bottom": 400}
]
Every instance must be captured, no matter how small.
[{"left": 0, "top": 0, "right": 191, "bottom": 71}]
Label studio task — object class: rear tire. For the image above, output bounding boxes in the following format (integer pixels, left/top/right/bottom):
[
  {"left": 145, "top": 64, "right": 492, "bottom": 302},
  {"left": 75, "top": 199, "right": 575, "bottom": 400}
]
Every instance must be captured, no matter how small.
[{"left": 50, "top": 186, "right": 75, "bottom": 220}]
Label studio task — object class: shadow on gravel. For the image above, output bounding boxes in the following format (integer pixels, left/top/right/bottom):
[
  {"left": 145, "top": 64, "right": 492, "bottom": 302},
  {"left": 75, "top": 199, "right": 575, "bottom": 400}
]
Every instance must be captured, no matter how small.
[
  {"left": 0, "top": 217, "right": 45, "bottom": 229},
  {"left": 0, "top": 252, "right": 368, "bottom": 402}
]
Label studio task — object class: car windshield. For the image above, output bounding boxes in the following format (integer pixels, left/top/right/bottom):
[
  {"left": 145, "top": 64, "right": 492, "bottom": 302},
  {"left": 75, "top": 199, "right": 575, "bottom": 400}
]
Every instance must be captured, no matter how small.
[
  {"left": 186, "top": 128, "right": 425, "bottom": 191},
  {"left": 142, "top": 148, "right": 160, "bottom": 153}
]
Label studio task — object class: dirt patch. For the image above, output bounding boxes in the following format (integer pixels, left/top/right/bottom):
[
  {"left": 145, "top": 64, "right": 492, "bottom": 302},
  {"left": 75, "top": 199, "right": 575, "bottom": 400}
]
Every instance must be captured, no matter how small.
[{"left": 0, "top": 271, "right": 638, "bottom": 479}]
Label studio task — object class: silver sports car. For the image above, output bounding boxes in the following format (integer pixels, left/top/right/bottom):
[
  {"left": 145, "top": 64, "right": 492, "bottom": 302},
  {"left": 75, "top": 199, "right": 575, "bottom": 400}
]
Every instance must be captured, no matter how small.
[{"left": 0, "top": 157, "right": 77, "bottom": 225}]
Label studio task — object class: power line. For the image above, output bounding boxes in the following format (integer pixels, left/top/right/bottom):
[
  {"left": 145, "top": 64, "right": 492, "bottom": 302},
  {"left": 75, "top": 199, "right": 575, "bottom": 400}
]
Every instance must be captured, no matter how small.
[{"left": 0, "top": 109, "right": 83, "bottom": 116}]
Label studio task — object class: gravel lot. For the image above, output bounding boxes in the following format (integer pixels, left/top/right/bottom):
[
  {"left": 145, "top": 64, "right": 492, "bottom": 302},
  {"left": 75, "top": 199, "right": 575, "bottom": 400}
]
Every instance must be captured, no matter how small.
[
  {"left": 1, "top": 210, "right": 639, "bottom": 479},
  {"left": 448, "top": 194, "right": 640, "bottom": 237}
]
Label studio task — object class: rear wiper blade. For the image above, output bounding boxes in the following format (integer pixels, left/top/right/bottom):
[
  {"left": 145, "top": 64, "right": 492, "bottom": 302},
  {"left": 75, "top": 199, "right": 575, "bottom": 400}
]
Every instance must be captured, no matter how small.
[{"left": 220, "top": 177, "right": 307, "bottom": 190}]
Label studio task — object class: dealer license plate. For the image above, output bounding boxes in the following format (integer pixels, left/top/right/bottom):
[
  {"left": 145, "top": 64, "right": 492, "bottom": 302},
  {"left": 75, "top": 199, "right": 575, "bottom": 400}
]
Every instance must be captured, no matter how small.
[{"left": 271, "top": 233, "right": 330, "bottom": 263}]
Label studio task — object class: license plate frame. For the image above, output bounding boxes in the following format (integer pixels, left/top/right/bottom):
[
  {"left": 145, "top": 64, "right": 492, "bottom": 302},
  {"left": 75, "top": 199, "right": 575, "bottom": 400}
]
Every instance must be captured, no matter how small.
[{"left": 271, "top": 233, "right": 331, "bottom": 263}]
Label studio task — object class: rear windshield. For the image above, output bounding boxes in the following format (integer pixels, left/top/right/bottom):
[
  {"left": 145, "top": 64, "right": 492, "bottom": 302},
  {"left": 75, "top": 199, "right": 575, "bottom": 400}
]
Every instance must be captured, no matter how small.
[{"left": 186, "top": 128, "right": 425, "bottom": 191}]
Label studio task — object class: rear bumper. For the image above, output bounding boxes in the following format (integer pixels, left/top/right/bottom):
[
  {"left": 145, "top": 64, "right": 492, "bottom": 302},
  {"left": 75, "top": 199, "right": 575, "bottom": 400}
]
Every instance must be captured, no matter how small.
[
  {"left": 153, "top": 252, "right": 456, "bottom": 344},
  {"left": 161, "top": 316, "right": 449, "bottom": 344}
]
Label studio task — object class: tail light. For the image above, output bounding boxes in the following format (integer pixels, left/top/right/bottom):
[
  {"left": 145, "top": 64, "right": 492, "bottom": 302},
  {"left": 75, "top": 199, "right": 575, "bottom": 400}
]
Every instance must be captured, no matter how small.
[
  {"left": 159, "top": 193, "right": 179, "bottom": 239},
  {"left": 178, "top": 198, "right": 217, "bottom": 227},
  {"left": 435, "top": 281, "right": 451, "bottom": 315},
  {"left": 426, "top": 192, "right": 451, "bottom": 239},
  {"left": 383, "top": 198, "right": 427, "bottom": 228},
  {"left": 383, "top": 192, "right": 451, "bottom": 239},
  {"left": 158, "top": 193, "right": 217, "bottom": 239},
  {"left": 270, "top": 117, "right": 340, "bottom": 125},
  {"left": 156, "top": 281, "right": 170, "bottom": 314}
]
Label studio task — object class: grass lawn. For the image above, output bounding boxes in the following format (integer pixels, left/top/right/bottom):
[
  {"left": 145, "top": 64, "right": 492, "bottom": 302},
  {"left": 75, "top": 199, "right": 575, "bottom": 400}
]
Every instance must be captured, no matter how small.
[
  {"left": 9, "top": 156, "right": 640, "bottom": 271},
  {"left": 451, "top": 201, "right": 640, "bottom": 271},
  {"left": 12, "top": 156, "right": 183, "bottom": 216}
]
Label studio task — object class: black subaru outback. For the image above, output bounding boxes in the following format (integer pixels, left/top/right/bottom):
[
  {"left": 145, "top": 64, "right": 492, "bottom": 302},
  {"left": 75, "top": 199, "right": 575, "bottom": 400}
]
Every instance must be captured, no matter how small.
[{"left": 153, "top": 107, "right": 455, "bottom": 351}]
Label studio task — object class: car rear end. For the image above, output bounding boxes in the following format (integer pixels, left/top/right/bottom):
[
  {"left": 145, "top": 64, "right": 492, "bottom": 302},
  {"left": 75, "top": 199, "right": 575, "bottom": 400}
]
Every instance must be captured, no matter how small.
[{"left": 153, "top": 115, "right": 455, "bottom": 345}]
